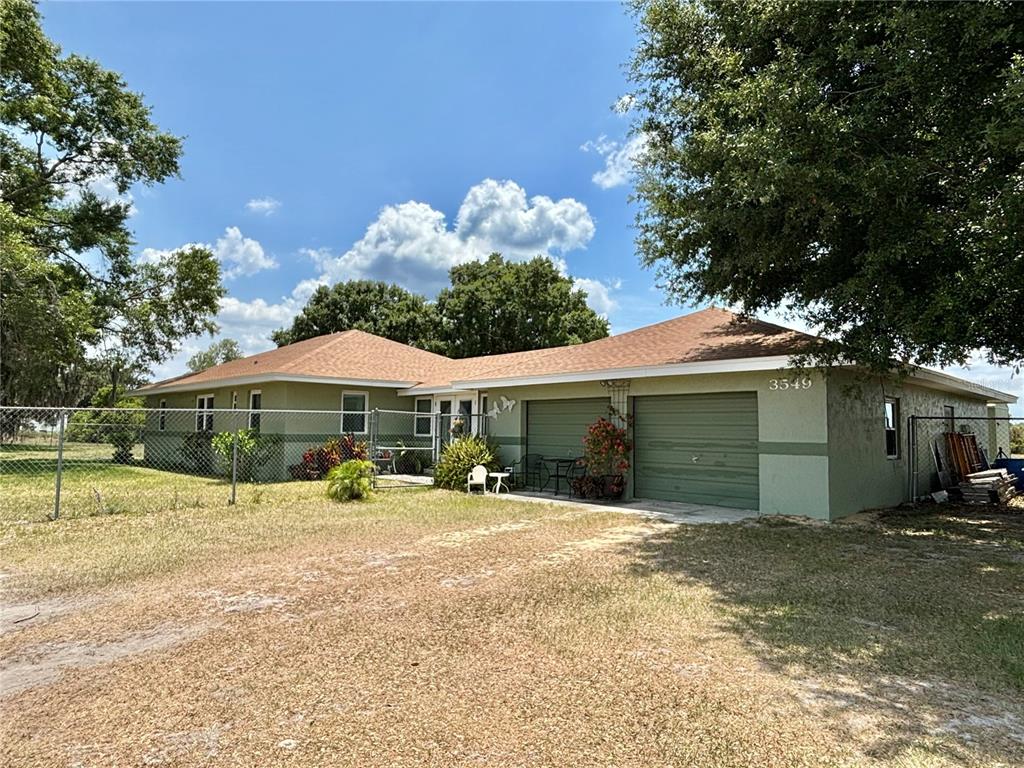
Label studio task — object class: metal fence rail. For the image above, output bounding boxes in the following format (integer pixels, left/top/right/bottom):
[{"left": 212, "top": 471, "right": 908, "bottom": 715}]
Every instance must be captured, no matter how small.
[
  {"left": 907, "top": 414, "right": 1022, "bottom": 500},
  {"left": 0, "top": 405, "right": 491, "bottom": 520}
]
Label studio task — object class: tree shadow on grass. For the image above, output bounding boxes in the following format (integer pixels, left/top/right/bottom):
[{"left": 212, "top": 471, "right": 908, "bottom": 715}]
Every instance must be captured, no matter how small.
[{"left": 624, "top": 509, "right": 1024, "bottom": 763}]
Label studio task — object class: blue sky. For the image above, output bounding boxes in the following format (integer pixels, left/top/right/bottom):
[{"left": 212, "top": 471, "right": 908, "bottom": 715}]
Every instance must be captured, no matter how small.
[{"left": 42, "top": 2, "right": 1020, "bottom": 411}]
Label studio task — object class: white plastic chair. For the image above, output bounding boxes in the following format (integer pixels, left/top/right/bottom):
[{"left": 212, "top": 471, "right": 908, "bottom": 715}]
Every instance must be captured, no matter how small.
[{"left": 467, "top": 464, "right": 488, "bottom": 494}]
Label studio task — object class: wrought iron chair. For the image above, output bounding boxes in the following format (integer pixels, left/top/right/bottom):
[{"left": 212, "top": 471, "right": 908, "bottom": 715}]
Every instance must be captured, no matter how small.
[
  {"left": 511, "top": 453, "right": 549, "bottom": 490},
  {"left": 566, "top": 459, "right": 588, "bottom": 499}
]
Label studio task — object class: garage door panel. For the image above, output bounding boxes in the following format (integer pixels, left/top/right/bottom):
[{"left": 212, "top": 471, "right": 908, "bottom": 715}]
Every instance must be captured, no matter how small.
[
  {"left": 634, "top": 392, "right": 759, "bottom": 510},
  {"left": 527, "top": 398, "right": 610, "bottom": 459}
]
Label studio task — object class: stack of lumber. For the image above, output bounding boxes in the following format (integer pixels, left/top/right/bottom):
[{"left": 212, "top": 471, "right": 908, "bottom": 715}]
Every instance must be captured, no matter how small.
[
  {"left": 944, "top": 432, "right": 985, "bottom": 482},
  {"left": 958, "top": 469, "right": 1020, "bottom": 505}
]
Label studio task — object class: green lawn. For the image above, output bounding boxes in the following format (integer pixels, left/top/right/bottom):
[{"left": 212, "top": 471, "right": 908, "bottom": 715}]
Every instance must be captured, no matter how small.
[{"left": 2, "top": 469, "right": 1023, "bottom": 766}]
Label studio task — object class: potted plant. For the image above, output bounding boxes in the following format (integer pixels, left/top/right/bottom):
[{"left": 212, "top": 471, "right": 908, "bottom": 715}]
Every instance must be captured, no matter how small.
[{"left": 580, "top": 410, "right": 633, "bottom": 500}]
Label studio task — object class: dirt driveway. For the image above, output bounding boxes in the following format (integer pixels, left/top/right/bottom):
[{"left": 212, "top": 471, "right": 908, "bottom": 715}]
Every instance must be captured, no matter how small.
[{"left": 2, "top": 495, "right": 1023, "bottom": 767}]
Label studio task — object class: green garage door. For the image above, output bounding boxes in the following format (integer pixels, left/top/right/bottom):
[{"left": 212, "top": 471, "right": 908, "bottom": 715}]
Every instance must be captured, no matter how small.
[
  {"left": 527, "top": 398, "right": 610, "bottom": 459},
  {"left": 634, "top": 392, "right": 759, "bottom": 509}
]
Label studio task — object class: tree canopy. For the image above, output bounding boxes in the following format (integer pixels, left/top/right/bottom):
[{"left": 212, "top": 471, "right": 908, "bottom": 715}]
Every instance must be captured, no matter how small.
[
  {"left": 272, "top": 281, "right": 440, "bottom": 350},
  {"left": 187, "top": 338, "right": 243, "bottom": 373},
  {"left": 629, "top": 0, "right": 1024, "bottom": 372},
  {"left": 274, "top": 256, "right": 610, "bottom": 359},
  {"left": 435, "top": 254, "right": 609, "bottom": 358},
  {"left": 0, "top": 0, "right": 223, "bottom": 405}
]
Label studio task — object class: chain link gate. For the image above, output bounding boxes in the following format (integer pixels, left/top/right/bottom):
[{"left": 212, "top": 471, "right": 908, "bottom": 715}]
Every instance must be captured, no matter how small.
[{"left": 907, "top": 414, "right": 1021, "bottom": 501}]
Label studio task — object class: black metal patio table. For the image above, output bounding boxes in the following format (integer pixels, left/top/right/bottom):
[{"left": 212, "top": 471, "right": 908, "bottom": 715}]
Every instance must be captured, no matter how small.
[{"left": 541, "top": 457, "right": 576, "bottom": 496}]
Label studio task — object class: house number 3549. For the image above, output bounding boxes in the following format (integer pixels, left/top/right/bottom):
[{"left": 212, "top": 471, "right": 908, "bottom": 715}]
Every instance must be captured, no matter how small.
[{"left": 768, "top": 377, "right": 813, "bottom": 391}]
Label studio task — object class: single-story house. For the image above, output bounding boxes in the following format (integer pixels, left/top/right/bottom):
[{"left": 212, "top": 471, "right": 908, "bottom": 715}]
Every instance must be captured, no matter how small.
[{"left": 136, "top": 307, "right": 1017, "bottom": 520}]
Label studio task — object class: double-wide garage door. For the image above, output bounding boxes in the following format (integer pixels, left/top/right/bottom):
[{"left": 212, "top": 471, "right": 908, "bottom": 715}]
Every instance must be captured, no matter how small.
[{"left": 633, "top": 392, "right": 759, "bottom": 510}]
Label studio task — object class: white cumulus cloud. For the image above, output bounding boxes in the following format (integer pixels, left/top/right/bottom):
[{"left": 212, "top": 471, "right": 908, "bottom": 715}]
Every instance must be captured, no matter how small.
[
  {"left": 137, "top": 227, "right": 277, "bottom": 280},
  {"left": 214, "top": 226, "right": 277, "bottom": 279},
  {"left": 312, "top": 179, "right": 595, "bottom": 294},
  {"left": 246, "top": 197, "right": 281, "bottom": 216},
  {"left": 573, "top": 277, "right": 621, "bottom": 317},
  {"left": 580, "top": 133, "right": 649, "bottom": 190}
]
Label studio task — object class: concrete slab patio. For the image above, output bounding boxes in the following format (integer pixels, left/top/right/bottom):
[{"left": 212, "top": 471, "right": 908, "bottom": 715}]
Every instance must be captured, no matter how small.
[{"left": 490, "top": 489, "right": 757, "bottom": 525}]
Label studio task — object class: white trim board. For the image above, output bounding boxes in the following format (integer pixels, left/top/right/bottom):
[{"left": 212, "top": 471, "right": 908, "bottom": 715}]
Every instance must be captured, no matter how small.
[
  {"left": 133, "top": 373, "right": 417, "bottom": 396},
  {"left": 446, "top": 356, "right": 797, "bottom": 390}
]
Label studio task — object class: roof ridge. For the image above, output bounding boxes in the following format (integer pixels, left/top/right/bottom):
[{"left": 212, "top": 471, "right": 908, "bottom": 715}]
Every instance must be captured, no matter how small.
[{"left": 277, "top": 331, "right": 353, "bottom": 374}]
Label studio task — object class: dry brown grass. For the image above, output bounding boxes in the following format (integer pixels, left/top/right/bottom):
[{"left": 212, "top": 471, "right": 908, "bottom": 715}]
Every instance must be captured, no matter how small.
[{"left": 1, "top": 492, "right": 1023, "bottom": 767}]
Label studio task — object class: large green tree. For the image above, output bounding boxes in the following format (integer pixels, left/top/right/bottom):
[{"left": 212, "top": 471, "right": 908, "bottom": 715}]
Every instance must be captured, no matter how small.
[
  {"left": 0, "top": 0, "right": 223, "bottom": 405},
  {"left": 629, "top": 0, "right": 1024, "bottom": 372},
  {"left": 272, "top": 280, "right": 440, "bottom": 349},
  {"left": 187, "top": 338, "right": 243, "bottom": 373},
  {"left": 435, "top": 254, "right": 609, "bottom": 358}
]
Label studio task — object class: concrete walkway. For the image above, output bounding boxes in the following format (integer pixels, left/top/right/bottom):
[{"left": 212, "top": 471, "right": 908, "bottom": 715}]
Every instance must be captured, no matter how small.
[{"left": 492, "top": 489, "right": 757, "bottom": 525}]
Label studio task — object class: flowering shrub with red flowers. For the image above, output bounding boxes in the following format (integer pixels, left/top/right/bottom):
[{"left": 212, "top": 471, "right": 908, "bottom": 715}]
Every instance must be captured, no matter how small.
[{"left": 581, "top": 412, "right": 633, "bottom": 477}]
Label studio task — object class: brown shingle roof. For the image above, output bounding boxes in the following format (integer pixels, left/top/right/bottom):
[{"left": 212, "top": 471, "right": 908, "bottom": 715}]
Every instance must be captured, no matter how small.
[
  {"left": 450, "top": 307, "right": 812, "bottom": 384},
  {"left": 138, "top": 308, "right": 812, "bottom": 393},
  {"left": 136, "top": 330, "right": 452, "bottom": 392}
]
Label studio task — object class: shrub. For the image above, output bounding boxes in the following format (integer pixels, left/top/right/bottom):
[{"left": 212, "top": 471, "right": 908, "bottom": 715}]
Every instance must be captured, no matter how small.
[
  {"left": 179, "top": 431, "right": 215, "bottom": 475},
  {"left": 211, "top": 429, "right": 280, "bottom": 482},
  {"left": 434, "top": 435, "right": 499, "bottom": 490},
  {"left": 66, "top": 398, "right": 144, "bottom": 463},
  {"left": 1011, "top": 423, "right": 1024, "bottom": 457},
  {"left": 296, "top": 434, "right": 369, "bottom": 480},
  {"left": 325, "top": 459, "right": 374, "bottom": 501},
  {"left": 581, "top": 410, "right": 633, "bottom": 476}
]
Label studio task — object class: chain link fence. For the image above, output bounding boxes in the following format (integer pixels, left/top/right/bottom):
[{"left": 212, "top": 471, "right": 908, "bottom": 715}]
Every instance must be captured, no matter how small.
[
  {"left": 1, "top": 406, "right": 492, "bottom": 521},
  {"left": 908, "top": 414, "right": 1022, "bottom": 500}
]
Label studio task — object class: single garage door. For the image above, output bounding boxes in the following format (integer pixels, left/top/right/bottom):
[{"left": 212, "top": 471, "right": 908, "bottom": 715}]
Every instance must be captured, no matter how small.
[
  {"left": 633, "top": 392, "right": 759, "bottom": 510},
  {"left": 526, "top": 398, "right": 610, "bottom": 459}
]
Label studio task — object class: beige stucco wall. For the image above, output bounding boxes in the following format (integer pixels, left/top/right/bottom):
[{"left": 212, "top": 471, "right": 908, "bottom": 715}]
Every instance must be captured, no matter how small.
[{"left": 825, "top": 369, "right": 991, "bottom": 518}]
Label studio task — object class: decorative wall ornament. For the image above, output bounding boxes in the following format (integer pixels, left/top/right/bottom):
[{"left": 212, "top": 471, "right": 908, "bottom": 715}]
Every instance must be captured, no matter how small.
[{"left": 487, "top": 396, "right": 517, "bottom": 419}]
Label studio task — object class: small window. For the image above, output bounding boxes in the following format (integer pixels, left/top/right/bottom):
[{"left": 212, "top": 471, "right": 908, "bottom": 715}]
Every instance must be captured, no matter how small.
[
  {"left": 249, "top": 390, "right": 262, "bottom": 432},
  {"left": 196, "top": 395, "right": 214, "bottom": 432},
  {"left": 943, "top": 405, "right": 955, "bottom": 433},
  {"left": 342, "top": 391, "right": 367, "bottom": 434},
  {"left": 231, "top": 391, "right": 238, "bottom": 410},
  {"left": 158, "top": 399, "right": 167, "bottom": 431},
  {"left": 480, "top": 394, "right": 489, "bottom": 436},
  {"left": 884, "top": 397, "right": 900, "bottom": 459},
  {"left": 414, "top": 398, "right": 432, "bottom": 437}
]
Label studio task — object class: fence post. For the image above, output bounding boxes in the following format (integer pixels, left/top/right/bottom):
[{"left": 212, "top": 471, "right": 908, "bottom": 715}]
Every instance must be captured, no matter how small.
[
  {"left": 370, "top": 409, "right": 379, "bottom": 489},
  {"left": 913, "top": 417, "right": 921, "bottom": 501},
  {"left": 53, "top": 408, "right": 66, "bottom": 520},
  {"left": 230, "top": 427, "right": 239, "bottom": 505}
]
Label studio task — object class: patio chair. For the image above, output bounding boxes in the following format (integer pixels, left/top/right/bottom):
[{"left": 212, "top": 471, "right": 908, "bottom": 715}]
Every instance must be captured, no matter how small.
[
  {"left": 566, "top": 459, "right": 588, "bottom": 499},
  {"left": 511, "top": 453, "right": 549, "bottom": 490},
  {"left": 467, "top": 464, "right": 488, "bottom": 494}
]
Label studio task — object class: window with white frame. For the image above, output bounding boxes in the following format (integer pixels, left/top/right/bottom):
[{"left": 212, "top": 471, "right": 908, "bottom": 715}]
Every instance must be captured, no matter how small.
[
  {"left": 414, "top": 398, "right": 432, "bottom": 437},
  {"left": 249, "top": 390, "right": 262, "bottom": 432},
  {"left": 884, "top": 397, "right": 900, "bottom": 459},
  {"left": 943, "top": 405, "right": 955, "bottom": 433},
  {"left": 158, "top": 399, "right": 167, "bottom": 431},
  {"left": 231, "top": 391, "right": 238, "bottom": 409},
  {"left": 479, "top": 393, "right": 489, "bottom": 435},
  {"left": 342, "top": 391, "right": 368, "bottom": 434},
  {"left": 196, "top": 395, "right": 214, "bottom": 432}
]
